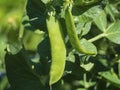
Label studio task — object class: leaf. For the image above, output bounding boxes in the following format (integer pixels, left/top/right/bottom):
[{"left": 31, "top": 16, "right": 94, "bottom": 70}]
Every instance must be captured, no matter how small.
[
  {"left": 83, "top": 22, "right": 92, "bottom": 35},
  {"left": 73, "top": 0, "right": 101, "bottom": 6},
  {"left": 99, "top": 71, "right": 120, "bottom": 88},
  {"left": 94, "top": 11, "right": 107, "bottom": 31},
  {"left": 26, "top": 0, "right": 47, "bottom": 31},
  {"left": 80, "top": 39, "right": 97, "bottom": 55},
  {"left": 72, "top": 3, "right": 102, "bottom": 16},
  {"left": 5, "top": 49, "right": 45, "bottom": 90},
  {"left": 73, "top": 5, "right": 103, "bottom": 25},
  {"left": 76, "top": 22, "right": 92, "bottom": 36},
  {"left": 23, "top": 30, "right": 45, "bottom": 51},
  {"left": 22, "top": 14, "right": 34, "bottom": 30},
  {"left": 37, "top": 37, "right": 51, "bottom": 58},
  {"left": 74, "top": 80, "right": 96, "bottom": 88},
  {"left": 76, "top": 88, "right": 86, "bottom": 90},
  {"left": 83, "top": 5, "right": 103, "bottom": 19},
  {"left": 6, "top": 41, "right": 23, "bottom": 55},
  {"left": 75, "top": 5, "right": 104, "bottom": 35},
  {"left": 98, "top": 59, "right": 108, "bottom": 67},
  {"left": 41, "top": 0, "right": 50, "bottom": 4},
  {"left": 105, "top": 4, "right": 115, "bottom": 21},
  {"left": 77, "top": 15, "right": 92, "bottom": 23},
  {"left": 37, "top": 37, "right": 51, "bottom": 75},
  {"left": 66, "top": 50, "right": 76, "bottom": 63},
  {"left": 0, "top": 35, "right": 7, "bottom": 61},
  {"left": 105, "top": 21, "right": 120, "bottom": 44},
  {"left": 80, "top": 62, "right": 94, "bottom": 71},
  {"left": 75, "top": 5, "right": 103, "bottom": 22}
]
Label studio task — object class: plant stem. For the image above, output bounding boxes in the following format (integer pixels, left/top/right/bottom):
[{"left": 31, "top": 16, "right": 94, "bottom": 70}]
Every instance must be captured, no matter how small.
[
  {"left": 50, "top": 85, "right": 52, "bottom": 90},
  {"left": 88, "top": 33, "right": 105, "bottom": 43},
  {"left": 83, "top": 73, "right": 88, "bottom": 89},
  {"left": 19, "top": 25, "right": 24, "bottom": 39},
  {"left": 118, "top": 61, "right": 120, "bottom": 79}
]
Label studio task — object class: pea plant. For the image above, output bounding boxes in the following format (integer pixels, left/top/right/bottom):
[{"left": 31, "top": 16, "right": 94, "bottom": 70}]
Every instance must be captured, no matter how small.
[{"left": 1, "top": 0, "right": 120, "bottom": 90}]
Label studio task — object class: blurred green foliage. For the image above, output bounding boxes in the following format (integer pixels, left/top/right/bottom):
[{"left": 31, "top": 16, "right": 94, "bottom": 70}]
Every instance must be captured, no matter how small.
[{"left": 0, "top": 0, "right": 26, "bottom": 89}]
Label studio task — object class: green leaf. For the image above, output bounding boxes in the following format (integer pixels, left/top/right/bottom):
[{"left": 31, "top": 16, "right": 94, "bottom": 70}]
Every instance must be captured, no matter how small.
[
  {"left": 66, "top": 50, "right": 76, "bottom": 63},
  {"left": 5, "top": 49, "right": 45, "bottom": 90},
  {"left": 77, "top": 15, "right": 92, "bottom": 23},
  {"left": 0, "top": 35, "right": 7, "bottom": 61},
  {"left": 22, "top": 14, "right": 34, "bottom": 30},
  {"left": 76, "top": 22, "right": 92, "bottom": 36},
  {"left": 80, "top": 62, "right": 94, "bottom": 71},
  {"left": 73, "top": 0, "right": 101, "bottom": 6},
  {"left": 38, "top": 37, "right": 50, "bottom": 58},
  {"left": 105, "top": 21, "right": 120, "bottom": 44},
  {"left": 98, "top": 59, "right": 108, "bottom": 67},
  {"left": 41, "top": 0, "right": 50, "bottom": 4},
  {"left": 75, "top": 5, "right": 103, "bottom": 22},
  {"left": 37, "top": 37, "right": 51, "bottom": 75},
  {"left": 76, "top": 88, "right": 86, "bottom": 90},
  {"left": 105, "top": 4, "right": 115, "bottom": 21},
  {"left": 74, "top": 80, "right": 96, "bottom": 88},
  {"left": 83, "top": 22, "right": 92, "bottom": 35},
  {"left": 83, "top": 5, "right": 103, "bottom": 19},
  {"left": 94, "top": 11, "right": 107, "bottom": 31},
  {"left": 80, "top": 39, "right": 97, "bottom": 55},
  {"left": 6, "top": 41, "right": 23, "bottom": 55},
  {"left": 23, "top": 30, "right": 45, "bottom": 51},
  {"left": 26, "top": 0, "right": 47, "bottom": 31},
  {"left": 99, "top": 71, "right": 120, "bottom": 88}
]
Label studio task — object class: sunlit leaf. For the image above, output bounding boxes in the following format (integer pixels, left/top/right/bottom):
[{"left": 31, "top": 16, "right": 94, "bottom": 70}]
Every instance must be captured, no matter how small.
[
  {"left": 80, "top": 62, "right": 94, "bottom": 71},
  {"left": 105, "top": 4, "right": 115, "bottom": 21},
  {"left": 23, "top": 30, "right": 45, "bottom": 51},
  {"left": 99, "top": 71, "right": 120, "bottom": 88},
  {"left": 80, "top": 38, "right": 97, "bottom": 55},
  {"left": 94, "top": 11, "right": 107, "bottom": 31},
  {"left": 105, "top": 21, "right": 120, "bottom": 44}
]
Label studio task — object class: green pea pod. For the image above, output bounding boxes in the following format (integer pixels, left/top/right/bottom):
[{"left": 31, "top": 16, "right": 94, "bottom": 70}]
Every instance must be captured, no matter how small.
[
  {"left": 46, "top": 14, "right": 66, "bottom": 85},
  {"left": 65, "top": 7, "right": 97, "bottom": 55}
]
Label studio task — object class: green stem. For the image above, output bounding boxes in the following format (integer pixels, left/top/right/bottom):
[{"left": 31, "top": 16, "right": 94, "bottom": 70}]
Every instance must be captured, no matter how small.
[
  {"left": 118, "top": 61, "right": 120, "bottom": 79},
  {"left": 83, "top": 73, "right": 88, "bottom": 89},
  {"left": 88, "top": 33, "right": 105, "bottom": 43},
  {"left": 19, "top": 25, "right": 24, "bottom": 39},
  {"left": 50, "top": 85, "right": 52, "bottom": 90}
]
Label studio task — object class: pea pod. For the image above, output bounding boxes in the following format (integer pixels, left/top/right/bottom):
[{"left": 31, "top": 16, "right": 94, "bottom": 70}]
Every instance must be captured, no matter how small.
[
  {"left": 65, "top": 7, "right": 96, "bottom": 55},
  {"left": 46, "top": 14, "right": 66, "bottom": 85}
]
